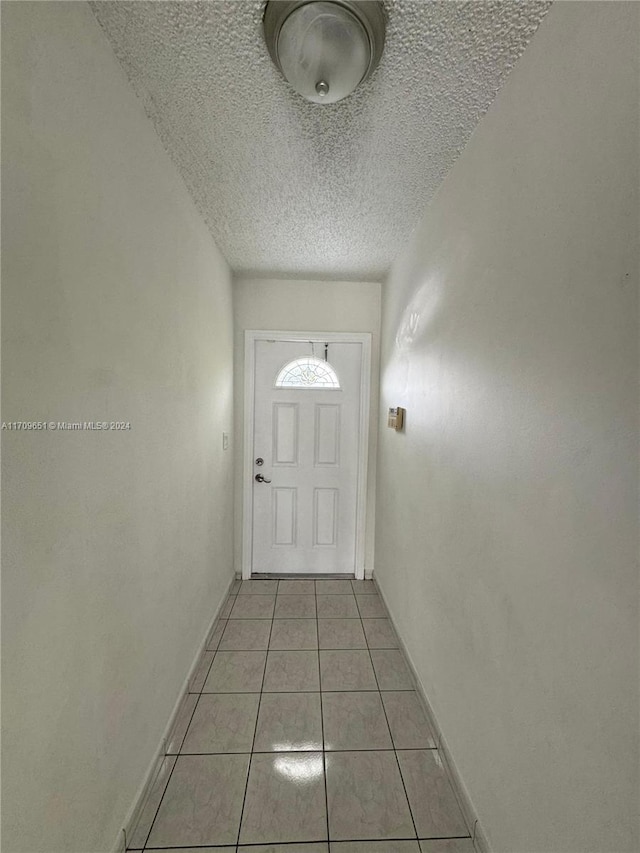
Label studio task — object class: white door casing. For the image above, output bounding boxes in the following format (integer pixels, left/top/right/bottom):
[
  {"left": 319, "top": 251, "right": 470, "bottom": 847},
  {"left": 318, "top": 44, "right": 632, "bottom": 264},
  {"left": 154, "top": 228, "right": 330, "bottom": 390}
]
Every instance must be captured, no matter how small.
[{"left": 243, "top": 331, "right": 371, "bottom": 579}]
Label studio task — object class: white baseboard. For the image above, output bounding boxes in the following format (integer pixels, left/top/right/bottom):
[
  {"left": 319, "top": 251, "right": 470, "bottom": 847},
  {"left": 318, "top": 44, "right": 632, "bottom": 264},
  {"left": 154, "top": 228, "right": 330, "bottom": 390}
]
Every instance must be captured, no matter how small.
[
  {"left": 374, "top": 576, "right": 491, "bottom": 853},
  {"left": 111, "top": 573, "right": 236, "bottom": 853},
  {"left": 473, "top": 818, "right": 491, "bottom": 853}
]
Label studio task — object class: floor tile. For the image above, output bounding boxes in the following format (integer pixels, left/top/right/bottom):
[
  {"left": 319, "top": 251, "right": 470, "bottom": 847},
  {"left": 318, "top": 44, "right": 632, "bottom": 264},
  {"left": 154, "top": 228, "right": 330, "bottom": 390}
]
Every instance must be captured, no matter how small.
[
  {"left": 277, "top": 579, "right": 316, "bottom": 595},
  {"left": 147, "top": 753, "right": 249, "bottom": 847},
  {"left": 350, "top": 580, "right": 378, "bottom": 594},
  {"left": 319, "top": 650, "right": 377, "bottom": 691},
  {"left": 270, "top": 618, "right": 318, "bottom": 650},
  {"left": 264, "top": 650, "right": 320, "bottom": 692},
  {"left": 371, "top": 649, "right": 413, "bottom": 689},
  {"left": 419, "top": 841, "right": 475, "bottom": 853},
  {"left": 315, "top": 579, "right": 353, "bottom": 594},
  {"left": 189, "top": 651, "right": 214, "bottom": 693},
  {"left": 219, "top": 619, "right": 272, "bottom": 650},
  {"left": 254, "top": 692, "right": 323, "bottom": 752},
  {"left": 333, "top": 842, "right": 420, "bottom": 852},
  {"left": 231, "top": 578, "right": 242, "bottom": 593},
  {"left": 382, "top": 691, "right": 437, "bottom": 749},
  {"left": 322, "top": 692, "right": 392, "bottom": 751},
  {"left": 239, "top": 752, "right": 327, "bottom": 844},
  {"left": 220, "top": 595, "right": 236, "bottom": 618},
  {"left": 203, "top": 651, "right": 266, "bottom": 693},
  {"left": 275, "top": 594, "right": 317, "bottom": 618},
  {"left": 181, "top": 693, "right": 259, "bottom": 753},
  {"left": 238, "top": 845, "right": 328, "bottom": 853},
  {"left": 317, "top": 618, "right": 366, "bottom": 649},
  {"left": 316, "top": 594, "right": 359, "bottom": 618},
  {"left": 166, "top": 693, "right": 198, "bottom": 754},
  {"left": 355, "top": 594, "right": 386, "bottom": 617},
  {"left": 127, "top": 755, "right": 176, "bottom": 849},
  {"left": 239, "top": 579, "right": 279, "bottom": 594},
  {"left": 362, "top": 617, "right": 398, "bottom": 648},
  {"left": 325, "top": 751, "right": 415, "bottom": 840},
  {"left": 138, "top": 581, "right": 472, "bottom": 853},
  {"left": 230, "top": 594, "right": 276, "bottom": 619},
  {"left": 397, "top": 750, "right": 469, "bottom": 838}
]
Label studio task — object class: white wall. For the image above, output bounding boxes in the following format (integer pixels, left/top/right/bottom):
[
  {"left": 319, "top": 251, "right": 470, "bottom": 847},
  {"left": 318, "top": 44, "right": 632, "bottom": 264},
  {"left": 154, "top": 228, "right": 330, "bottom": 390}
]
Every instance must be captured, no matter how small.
[
  {"left": 376, "top": 4, "right": 639, "bottom": 852},
  {"left": 1, "top": 4, "right": 234, "bottom": 852},
  {"left": 233, "top": 277, "right": 381, "bottom": 575}
]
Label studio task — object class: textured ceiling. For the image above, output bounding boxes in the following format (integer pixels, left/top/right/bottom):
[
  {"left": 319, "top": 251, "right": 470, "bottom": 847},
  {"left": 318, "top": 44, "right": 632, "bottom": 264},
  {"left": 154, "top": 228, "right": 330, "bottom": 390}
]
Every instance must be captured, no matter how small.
[{"left": 91, "top": 0, "right": 551, "bottom": 281}]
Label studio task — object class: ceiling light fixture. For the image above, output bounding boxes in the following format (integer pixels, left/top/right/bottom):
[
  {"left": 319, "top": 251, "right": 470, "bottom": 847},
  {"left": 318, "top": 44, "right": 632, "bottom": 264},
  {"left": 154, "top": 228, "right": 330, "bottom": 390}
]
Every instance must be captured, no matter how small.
[{"left": 263, "top": 0, "right": 386, "bottom": 105}]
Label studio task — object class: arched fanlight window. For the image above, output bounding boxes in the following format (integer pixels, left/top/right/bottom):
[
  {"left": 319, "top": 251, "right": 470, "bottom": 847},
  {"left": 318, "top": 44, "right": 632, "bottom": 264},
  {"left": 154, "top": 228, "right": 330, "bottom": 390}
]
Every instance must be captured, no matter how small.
[{"left": 275, "top": 356, "right": 341, "bottom": 389}]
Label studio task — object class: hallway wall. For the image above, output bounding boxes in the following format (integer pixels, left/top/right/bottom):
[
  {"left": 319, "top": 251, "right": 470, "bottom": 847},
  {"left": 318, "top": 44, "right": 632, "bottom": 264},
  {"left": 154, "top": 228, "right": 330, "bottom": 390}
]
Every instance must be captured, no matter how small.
[
  {"left": 233, "top": 277, "right": 381, "bottom": 576},
  {"left": 375, "top": 3, "right": 639, "bottom": 853},
  {"left": 2, "top": 4, "right": 234, "bottom": 852}
]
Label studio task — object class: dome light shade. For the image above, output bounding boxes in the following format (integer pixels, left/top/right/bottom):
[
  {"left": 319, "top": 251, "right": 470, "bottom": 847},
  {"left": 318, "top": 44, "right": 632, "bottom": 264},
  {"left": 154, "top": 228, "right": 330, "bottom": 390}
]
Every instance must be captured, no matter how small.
[{"left": 263, "top": 0, "right": 386, "bottom": 105}]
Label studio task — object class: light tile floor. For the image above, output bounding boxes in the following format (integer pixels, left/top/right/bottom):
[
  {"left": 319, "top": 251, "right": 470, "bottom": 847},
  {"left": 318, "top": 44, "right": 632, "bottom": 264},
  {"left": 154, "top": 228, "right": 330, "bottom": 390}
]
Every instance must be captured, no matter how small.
[{"left": 127, "top": 579, "right": 476, "bottom": 853}]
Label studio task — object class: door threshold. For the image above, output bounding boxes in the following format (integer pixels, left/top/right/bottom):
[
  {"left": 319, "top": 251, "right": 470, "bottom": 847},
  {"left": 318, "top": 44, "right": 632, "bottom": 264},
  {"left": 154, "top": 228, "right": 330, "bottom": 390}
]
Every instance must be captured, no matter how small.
[{"left": 250, "top": 573, "right": 356, "bottom": 580}]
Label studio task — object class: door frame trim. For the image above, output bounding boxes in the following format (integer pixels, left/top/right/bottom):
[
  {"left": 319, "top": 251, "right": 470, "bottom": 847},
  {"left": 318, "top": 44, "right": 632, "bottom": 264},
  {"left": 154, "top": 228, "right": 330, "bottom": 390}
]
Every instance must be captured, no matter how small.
[{"left": 242, "top": 330, "right": 372, "bottom": 580}]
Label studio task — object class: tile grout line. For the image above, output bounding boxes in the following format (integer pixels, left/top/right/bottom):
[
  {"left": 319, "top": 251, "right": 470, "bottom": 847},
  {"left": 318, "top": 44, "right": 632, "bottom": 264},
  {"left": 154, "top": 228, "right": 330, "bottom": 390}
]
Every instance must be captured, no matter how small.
[
  {"left": 170, "top": 685, "right": 201, "bottom": 758},
  {"left": 355, "top": 589, "right": 421, "bottom": 845},
  {"left": 234, "top": 580, "right": 277, "bottom": 849},
  {"left": 315, "top": 583, "right": 332, "bottom": 849}
]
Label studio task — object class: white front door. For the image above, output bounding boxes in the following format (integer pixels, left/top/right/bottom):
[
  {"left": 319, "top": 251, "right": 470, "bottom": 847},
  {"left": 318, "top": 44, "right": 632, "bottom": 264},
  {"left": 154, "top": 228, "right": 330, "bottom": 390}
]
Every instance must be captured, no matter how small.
[{"left": 248, "top": 337, "right": 366, "bottom": 575}]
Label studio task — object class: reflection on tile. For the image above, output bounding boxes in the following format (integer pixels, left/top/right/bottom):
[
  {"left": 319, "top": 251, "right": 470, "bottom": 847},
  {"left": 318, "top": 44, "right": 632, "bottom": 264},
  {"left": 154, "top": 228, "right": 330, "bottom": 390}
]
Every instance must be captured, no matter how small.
[
  {"left": 239, "top": 579, "right": 279, "bottom": 594},
  {"left": 275, "top": 594, "right": 317, "bottom": 618},
  {"left": 370, "top": 649, "right": 413, "bottom": 690},
  {"left": 317, "top": 618, "right": 366, "bottom": 649},
  {"left": 127, "top": 755, "right": 176, "bottom": 849},
  {"left": 397, "top": 750, "right": 469, "bottom": 839},
  {"left": 219, "top": 619, "right": 272, "bottom": 650},
  {"left": 238, "top": 845, "right": 328, "bottom": 852},
  {"left": 206, "top": 619, "right": 226, "bottom": 651},
  {"left": 239, "top": 752, "right": 327, "bottom": 844},
  {"left": 270, "top": 619, "right": 318, "bottom": 650},
  {"left": 203, "top": 651, "right": 266, "bottom": 693},
  {"left": 277, "top": 580, "right": 316, "bottom": 595},
  {"left": 315, "top": 579, "right": 353, "bottom": 594},
  {"left": 230, "top": 594, "right": 276, "bottom": 619},
  {"left": 264, "top": 651, "right": 320, "bottom": 692},
  {"left": 382, "top": 692, "right": 436, "bottom": 749},
  {"left": 189, "top": 651, "right": 214, "bottom": 693},
  {"left": 333, "top": 842, "right": 420, "bottom": 852},
  {"left": 322, "top": 692, "right": 392, "bottom": 751},
  {"left": 325, "top": 751, "right": 415, "bottom": 840},
  {"left": 220, "top": 596, "right": 236, "bottom": 618},
  {"left": 419, "top": 840, "right": 475, "bottom": 853},
  {"left": 362, "top": 618, "right": 398, "bottom": 649},
  {"left": 166, "top": 693, "right": 198, "bottom": 754},
  {"left": 147, "top": 754, "right": 249, "bottom": 847},
  {"left": 254, "top": 693, "right": 322, "bottom": 752},
  {"left": 316, "top": 594, "right": 359, "bottom": 618},
  {"left": 319, "top": 651, "right": 377, "bottom": 691},
  {"left": 350, "top": 580, "right": 378, "bottom": 594},
  {"left": 181, "top": 693, "right": 259, "bottom": 753},
  {"left": 355, "top": 594, "right": 386, "bottom": 617}
]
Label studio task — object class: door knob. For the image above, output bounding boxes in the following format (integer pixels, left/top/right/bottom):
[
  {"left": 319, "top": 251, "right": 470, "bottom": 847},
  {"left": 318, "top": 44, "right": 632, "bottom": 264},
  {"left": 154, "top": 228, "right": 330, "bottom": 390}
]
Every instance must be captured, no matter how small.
[
  {"left": 255, "top": 473, "right": 272, "bottom": 483},
  {"left": 255, "top": 457, "right": 264, "bottom": 466}
]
